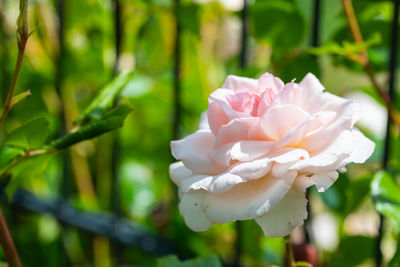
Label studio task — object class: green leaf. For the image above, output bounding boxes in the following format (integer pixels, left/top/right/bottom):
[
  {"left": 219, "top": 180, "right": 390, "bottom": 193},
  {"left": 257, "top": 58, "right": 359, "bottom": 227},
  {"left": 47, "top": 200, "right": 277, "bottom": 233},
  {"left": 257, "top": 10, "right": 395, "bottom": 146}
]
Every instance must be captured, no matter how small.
[
  {"left": 389, "top": 238, "right": 400, "bottom": 267},
  {"left": 296, "top": 262, "right": 312, "bottom": 267},
  {"left": 11, "top": 90, "right": 31, "bottom": 106},
  {"left": 320, "top": 173, "right": 349, "bottom": 213},
  {"left": 0, "top": 146, "right": 25, "bottom": 173},
  {"left": 157, "top": 255, "right": 222, "bottom": 267},
  {"left": 331, "top": 236, "right": 375, "bottom": 267},
  {"left": 371, "top": 170, "right": 400, "bottom": 231},
  {"left": 50, "top": 104, "right": 132, "bottom": 150},
  {"left": 75, "top": 70, "right": 133, "bottom": 125},
  {"left": 5, "top": 153, "right": 52, "bottom": 200},
  {"left": 5, "top": 116, "right": 50, "bottom": 149},
  {"left": 251, "top": 1, "right": 305, "bottom": 51}
]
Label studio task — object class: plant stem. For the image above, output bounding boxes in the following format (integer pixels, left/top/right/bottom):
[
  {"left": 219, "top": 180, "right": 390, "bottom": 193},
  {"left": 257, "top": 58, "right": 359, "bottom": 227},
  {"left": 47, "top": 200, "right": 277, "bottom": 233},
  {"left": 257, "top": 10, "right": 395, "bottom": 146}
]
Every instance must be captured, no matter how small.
[
  {"left": 0, "top": 0, "right": 29, "bottom": 131},
  {"left": 284, "top": 235, "right": 295, "bottom": 267},
  {"left": 0, "top": 209, "right": 22, "bottom": 267},
  {"left": 341, "top": 0, "right": 400, "bottom": 127}
]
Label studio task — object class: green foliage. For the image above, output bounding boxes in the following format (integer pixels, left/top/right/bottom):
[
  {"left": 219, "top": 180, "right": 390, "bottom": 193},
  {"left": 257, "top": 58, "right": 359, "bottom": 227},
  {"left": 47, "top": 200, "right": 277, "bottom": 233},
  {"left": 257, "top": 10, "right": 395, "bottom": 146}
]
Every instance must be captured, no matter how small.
[
  {"left": 371, "top": 170, "right": 400, "bottom": 231},
  {"left": 76, "top": 70, "right": 133, "bottom": 124},
  {"left": 50, "top": 104, "right": 132, "bottom": 150},
  {"left": 321, "top": 173, "right": 372, "bottom": 216},
  {"left": 5, "top": 116, "right": 50, "bottom": 150},
  {"left": 331, "top": 235, "right": 375, "bottom": 267},
  {"left": 157, "top": 255, "right": 222, "bottom": 267},
  {"left": 0, "top": 146, "right": 24, "bottom": 173},
  {"left": 251, "top": 0, "right": 305, "bottom": 51}
]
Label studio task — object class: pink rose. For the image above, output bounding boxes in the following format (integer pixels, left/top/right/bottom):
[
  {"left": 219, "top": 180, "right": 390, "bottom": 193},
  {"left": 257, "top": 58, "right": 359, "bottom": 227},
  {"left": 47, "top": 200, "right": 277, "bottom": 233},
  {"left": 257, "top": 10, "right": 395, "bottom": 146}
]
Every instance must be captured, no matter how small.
[{"left": 169, "top": 73, "right": 375, "bottom": 237}]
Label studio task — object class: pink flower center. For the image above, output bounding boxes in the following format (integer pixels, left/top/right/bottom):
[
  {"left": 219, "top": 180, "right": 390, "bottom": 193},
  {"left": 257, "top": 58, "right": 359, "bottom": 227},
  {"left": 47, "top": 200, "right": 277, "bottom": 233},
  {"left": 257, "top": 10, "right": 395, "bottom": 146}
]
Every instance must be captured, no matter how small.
[
  {"left": 227, "top": 92, "right": 260, "bottom": 117},
  {"left": 227, "top": 88, "right": 279, "bottom": 117}
]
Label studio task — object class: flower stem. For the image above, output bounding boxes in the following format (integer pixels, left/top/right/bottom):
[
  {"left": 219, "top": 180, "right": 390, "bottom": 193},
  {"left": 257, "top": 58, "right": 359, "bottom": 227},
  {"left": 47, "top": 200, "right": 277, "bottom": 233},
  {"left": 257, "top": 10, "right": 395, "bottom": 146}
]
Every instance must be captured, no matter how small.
[
  {"left": 0, "top": 209, "right": 22, "bottom": 267},
  {"left": 0, "top": 0, "right": 29, "bottom": 131},
  {"left": 284, "top": 235, "right": 295, "bottom": 267},
  {"left": 341, "top": 0, "right": 400, "bottom": 127}
]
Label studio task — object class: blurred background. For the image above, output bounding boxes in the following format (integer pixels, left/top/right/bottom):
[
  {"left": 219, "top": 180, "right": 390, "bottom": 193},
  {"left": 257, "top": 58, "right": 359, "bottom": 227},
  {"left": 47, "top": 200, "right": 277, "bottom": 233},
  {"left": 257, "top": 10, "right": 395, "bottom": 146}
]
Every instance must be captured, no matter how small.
[{"left": 0, "top": 0, "right": 400, "bottom": 266}]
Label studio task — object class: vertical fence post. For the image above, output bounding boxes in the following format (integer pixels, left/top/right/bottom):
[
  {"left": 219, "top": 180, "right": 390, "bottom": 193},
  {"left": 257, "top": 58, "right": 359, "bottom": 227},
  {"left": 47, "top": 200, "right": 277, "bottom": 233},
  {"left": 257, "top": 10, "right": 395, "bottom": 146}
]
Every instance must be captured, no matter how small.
[
  {"left": 376, "top": 1, "right": 399, "bottom": 266},
  {"left": 173, "top": 0, "right": 181, "bottom": 141},
  {"left": 304, "top": 0, "right": 321, "bottom": 245},
  {"left": 111, "top": 0, "right": 124, "bottom": 265},
  {"left": 234, "top": 1, "right": 249, "bottom": 266},
  {"left": 55, "top": 0, "right": 72, "bottom": 265}
]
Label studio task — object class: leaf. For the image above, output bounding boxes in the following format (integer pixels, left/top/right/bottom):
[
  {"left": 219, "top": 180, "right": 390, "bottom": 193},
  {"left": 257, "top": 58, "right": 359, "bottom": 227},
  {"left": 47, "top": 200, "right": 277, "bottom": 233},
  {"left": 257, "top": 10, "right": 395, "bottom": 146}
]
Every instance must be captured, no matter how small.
[
  {"left": 50, "top": 104, "right": 132, "bottom": 150},
  {"left": 0, "top": 146, "right": 25, "bottom": 173},
  {"left": 251, "top": 1, "right": 305, "bottom": 51},
  {"left": 11, "top": 90, "right": 31, "bottom": 106},
  {"left": 75, "top": 70, "right": 133, "bottom": 125},
  {"left": 157, "top": 255, "right": 222, "bottom": 267},
  {"left": 5, "top": 116, "right": 50, "bottom": 149},
  {"left": 389, "top": 238, "right": 400, "bottom": 267},
  {"left": 331, "top": 236, "right": 375, "bottom": 267},
  {"left": 371, "top": 170, "right": 400, "bottom": 231},
  {"left": 5, "top": 153, "right": 53, "bottom": 200},
  {"left": 320, "top": 173, "right": 349, "bottom": 213}
]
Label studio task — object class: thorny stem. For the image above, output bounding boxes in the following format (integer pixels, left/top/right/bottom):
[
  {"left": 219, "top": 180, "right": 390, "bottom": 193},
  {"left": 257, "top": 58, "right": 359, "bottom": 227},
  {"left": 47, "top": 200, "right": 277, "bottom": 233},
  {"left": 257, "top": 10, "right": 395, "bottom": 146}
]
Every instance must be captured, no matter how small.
[
  {"left": 284, "top": 235, "right": 296, "bottom": 267},
  {"left": 341, "top": 0, "right": 400, "bottom": 127},
  {"left": 0, "top": 209, "right": 22, "bottom": 267},
  {"left": 0, "top": 0, "right": 30, "bottom": 131}
]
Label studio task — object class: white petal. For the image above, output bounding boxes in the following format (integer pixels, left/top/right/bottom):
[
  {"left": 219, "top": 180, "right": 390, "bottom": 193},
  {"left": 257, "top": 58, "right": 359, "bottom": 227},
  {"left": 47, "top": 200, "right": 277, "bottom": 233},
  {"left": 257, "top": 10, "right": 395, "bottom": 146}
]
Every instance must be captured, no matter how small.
[
  {"left": 215, "top": 117, "right": 259, "bottom": 147},
  {"left": 274, "top": 111, "right": 336, "bottom": 148},
  {"left": 299, "top": 73, "right": 324, "bottom": 92},
  {"left": 260, "top": 104, "right": 309, "bottom": 140},
  {"left": 300, "top": 100, "right": 359, "bottom": 153},
  {"left": 229, "top": 140, "right": 274, "bottom": 162},
  {"left": 257, "top": 72, "right": 284, "bottom": 92},
  {"left": 198, "top": 111, "right": 209, "bottom": 130},
  {"left": 179, "top": 191, "right": 212, "bottom": 231},
  {"left": 222, "top": 75, "right": 258, "bottom": 92},
  {"left": 269, "top": 80, "right": 324, "bottom": 114},
  {"left": 255, "top": 180, "right": 308, "bottom": 237},
  {"left": 290, "top": 130, "right": 355, "bottom": 173},
  {"left": 310, "top": 171, "right": 339, "bottom": 192},
  {"left": 169, "top": 161, "right": 192, "bottom": 186},
  {"left": 348, "top": 128, "right": 375, "bottom": 163},
  {"left": 171, "top": 130, "right": 226, "bottom": 175},
  {"left": 202, "top": 172, "right": 297, "bottom": 223}
]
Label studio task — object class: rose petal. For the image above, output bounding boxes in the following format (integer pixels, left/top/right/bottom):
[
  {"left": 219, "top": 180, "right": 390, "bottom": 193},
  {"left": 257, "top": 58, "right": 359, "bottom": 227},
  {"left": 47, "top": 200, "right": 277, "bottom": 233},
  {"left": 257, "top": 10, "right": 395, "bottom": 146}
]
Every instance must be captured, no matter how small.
[
  {"left": 171, "top": 130, "right": 226, "bottom": 175},
  {"left": 257, "top": 72, "right": 284, "bottom": 93},
  {"left": 202, "top": 172, "right": 297, "bottom": 223},
  {"left": 179, "top": 191, "right": 212, "bottom": 231},
  {"left": 299, "top": 73, "right": 325, "bottom": 92},
  {"left": 169, "top": 161, "right": 192, "bottom": 186},
  {"left": 290, "top": 130, "right": 355, "bottom": 173},
  {"left": 215, "top": 117, "right": 259, "bottom": 147},
  {"left": 269, "top": 75, "right": 325, "bottom": 114},
  {"left": 255, "top": 180, "right": 308, "bottom": 237},
  {"left": 310, "top": 171, "right": 339, "bottom": 192},
  {"left": 300, "top": 100, "right": 360, "bottom": 153},
  {"left": 259, "top": 105, "right": 310, "bottom": 140},
  {"left": 222, "top": 75, "right": 258, "bottom": 92},
  {"left": 207, "top": 102, "right": 230, "bottom": 135},
  {"left": 274, "top": 111, "right": 336, "bottom": 148},
  {"left": 348, "top": 128, "right": 375, "bottom": 163},
  {"left": 229, "top": 140, "right": 274, "bottom": 162},
  {"left": 198, "top": 111, "right": 209, "bottom": 130}
]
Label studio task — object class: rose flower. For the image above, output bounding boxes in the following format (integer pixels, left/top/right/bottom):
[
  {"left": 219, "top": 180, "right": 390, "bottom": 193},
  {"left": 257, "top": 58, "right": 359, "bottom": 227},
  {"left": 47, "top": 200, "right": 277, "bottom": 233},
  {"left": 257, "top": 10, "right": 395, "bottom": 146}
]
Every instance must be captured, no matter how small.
[{"left": 169, "top": 73, "right": 375, "bottom": 237}]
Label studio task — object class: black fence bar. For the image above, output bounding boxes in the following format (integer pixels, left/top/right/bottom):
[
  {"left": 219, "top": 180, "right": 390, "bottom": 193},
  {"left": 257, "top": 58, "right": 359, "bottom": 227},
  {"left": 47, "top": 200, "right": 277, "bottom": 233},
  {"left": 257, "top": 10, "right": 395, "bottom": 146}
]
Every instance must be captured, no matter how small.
[
  {"left": 173, "top": 0, "right": 182, "bottom": 141},
  {"left": 7, "top": 189, "right": 177, "bottom": 257},
  {"left": 377, "top": 1, "right": 399, "bottom": 266},
  {"left": 234, "top": 1, "right": 249, "bottom": 266},
  {"left": 304, "top": 0, "right": 321, "bottom": 245},
  {"left": 111, "top": 0, "right": 124, "bottom": 265}
]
